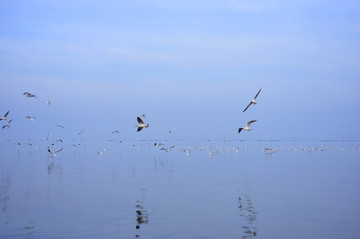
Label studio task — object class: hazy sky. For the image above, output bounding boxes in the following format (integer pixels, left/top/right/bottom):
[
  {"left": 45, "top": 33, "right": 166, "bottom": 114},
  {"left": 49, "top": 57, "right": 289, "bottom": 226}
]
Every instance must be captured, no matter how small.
[{"left": 1, "top": 0, "right": 359, "bottom": 141}]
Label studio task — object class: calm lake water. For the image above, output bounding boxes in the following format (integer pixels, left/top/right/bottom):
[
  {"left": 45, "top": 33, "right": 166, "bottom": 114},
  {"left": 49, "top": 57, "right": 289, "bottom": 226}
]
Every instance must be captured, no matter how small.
[{"left": 1, "top": 140, "right": 359, "bottom": 239}]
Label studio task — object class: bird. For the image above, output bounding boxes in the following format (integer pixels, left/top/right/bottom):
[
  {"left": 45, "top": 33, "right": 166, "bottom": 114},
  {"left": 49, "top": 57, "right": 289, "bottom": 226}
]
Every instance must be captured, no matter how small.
[
  {"left": 136, "top": 117, "right": 149, "bottom": 132},
  {"left": 0, "top": 111, "right": 9, "bottom": 121},
  {"left": 112, "top": 130, "right": 119, "bottom": 134},
  {"left": 48, "top": 148, "right": 63, "bottom": 157},
  {"left": 238, "top": 120, "right": 257, "bottom": 134},
  {"left": 139, "top": 114, "right": 146, "bottom": 118},
  {"left": 166, "top": 128, "right": 176, "bottom": 133},
  {"left": 46, "top": 100, "right": 51, "bottom": 106},
  {"left": 23, "top": 92, "right": 39, "bottom": 99},
  {"left": 75, "top": 129, "right": 84, "bottom": 135},
  {"left": 2, "top": 119, "right": 12, "bottom": 129},
  {"left": 56, "top": 125, "right": 64, "bottom": 128},
  {"left": 25, "top": 115, "right": 35, "bottom": 121},
  {"left": 243, "top": 88, "right": 261, "bottom": 112}
]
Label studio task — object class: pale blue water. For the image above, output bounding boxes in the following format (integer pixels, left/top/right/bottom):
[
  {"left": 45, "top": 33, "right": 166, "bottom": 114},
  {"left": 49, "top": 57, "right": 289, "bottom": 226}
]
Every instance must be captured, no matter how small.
[{"left": 1, "top": 140, "right": 359, "bottom": 239}]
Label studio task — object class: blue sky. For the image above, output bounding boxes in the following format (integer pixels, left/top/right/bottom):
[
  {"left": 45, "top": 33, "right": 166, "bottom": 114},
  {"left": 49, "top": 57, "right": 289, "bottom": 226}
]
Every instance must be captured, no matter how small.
[{"left": 0, "top": 0, "right": 359, "bottom": 141}]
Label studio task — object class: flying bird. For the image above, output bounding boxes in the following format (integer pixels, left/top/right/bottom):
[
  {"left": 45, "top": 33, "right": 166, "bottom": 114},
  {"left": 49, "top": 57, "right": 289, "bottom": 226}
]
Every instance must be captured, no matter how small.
[
  {"left": 136, "top": 117, "right": 149, "bottom": 132},
  {"left": 56, "top": 125, "right": 64, "bottom": 128},
  {"left": 112, "top": 130, "right": 119, "bottom": 134},
  {"left": 75, "top": 129, "right": 84, "bottom": 135},
  {"left": 2, "top": 119, "right": 12, "bottom": 129},
  {"left": 0, "top": 111, "right": 9, "bottom": 121},
  {"left": 243, "top": 88, "right": 261, "bottom": 112},
  {"left": 23, "top": 92, "right": 39, "bottom": 99},
  {"left": 46, "top": 100, "right": 51, "bottom": 106},
  {"left": 48, "top": 148, "right": 63, "bottom": 157},
  {"left": 25, "top": 115, "right": 35, "bottom": 121},
  {"left": 238, "top": 120, "right": 257, "bottom": 134},
  {"left": 166, "top": 128, "right": 176, "bottom": 133}
]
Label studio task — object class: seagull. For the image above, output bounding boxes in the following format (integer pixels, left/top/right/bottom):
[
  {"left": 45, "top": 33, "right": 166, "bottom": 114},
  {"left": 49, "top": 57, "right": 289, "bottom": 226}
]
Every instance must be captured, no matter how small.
[
  {"left": 112, "top": 130, "right": 119, "bottom": 134},
  {"left": 46, "top": 100, "right": 51, "bottom": 106},
  {"left": 23, "top": 92, "right": 39, "bottom": 99},
  {"left": 0, "top": 111, "right": 9, "bottom": 121},
  {"left": 243, "top": 88, "right": 261, "bottom": 112},
  {"left": 166, "top": 128, "right": 176, "bottom": 133},
  {"left": 56, "top": 125, "right": 64, "bottom": 128},
  {"left": 2, "top": 119, "right": 12, "bottom": 129},
  {"left": 238, "top": 120, "right": 257, "bottom": 134},
  {"left": 25, "top": 115, "right": 35, "bottom": 121},
  {"left": 48, "top": 148, "right": 63, "bottom": 157},
  {"left": 136, "top": 117, "right": 149, "bottom": 132},
  {"left": 75, "top": 129, "right": 84, "bottom": 135}
]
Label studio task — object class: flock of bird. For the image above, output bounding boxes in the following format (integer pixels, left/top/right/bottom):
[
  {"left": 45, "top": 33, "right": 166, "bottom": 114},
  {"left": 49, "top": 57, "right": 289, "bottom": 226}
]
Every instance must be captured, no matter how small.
[
  {"left": 0, "top": 89, "right": 265, "bottom": 156},
  {"left": 1, "top": 88, "right": 261, "bottom": 135},
  {"left": 238, "top": 88, "right": 261, "bottom": 134},
  {"left": 3, "top": 89, "right": 358, "bottom": 158}
]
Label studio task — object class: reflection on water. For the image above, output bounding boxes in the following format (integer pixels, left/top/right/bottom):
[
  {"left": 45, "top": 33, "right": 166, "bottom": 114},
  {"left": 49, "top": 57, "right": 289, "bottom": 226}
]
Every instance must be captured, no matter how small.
[
  {"left": 238, "top": 193, "right": 257, "bottom": 238},
  {"left": 135, "top": 189, "right": 149, "bottom": 238},
  {"left": 135, "top": 202, "right": 149, "bottom": 238},
  {"left": 46, "top": 156, "right": 63, "bottom": 208},
  {"left": 24, "top": 220, "right": 36, "bottom": 239},
  {"left": 0, "top": 141, "right": 359, "bottom": 239},
  {"left": 0, "top": 175, "right": 10, "bottom": 213}
]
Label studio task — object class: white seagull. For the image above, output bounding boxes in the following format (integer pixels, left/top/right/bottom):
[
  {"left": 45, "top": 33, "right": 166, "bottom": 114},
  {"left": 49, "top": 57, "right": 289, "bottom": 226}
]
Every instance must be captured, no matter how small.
[
  {"left": 25, "top": 115, "right": 35, "bottom": 121},
  {"left": 112, "top": 130, "right": 119, "bottom": 134},
  {"left": 2, "top": 119, "right": 12, "bottom": 129},
  {"left": 23, "top": 92, "right": 39, "bottom": 99},
  {"left": 238, "top": 120, "right": 257, "bottom": 134},
  {"left": 136, "top": 117, "right": 149, "bottom": 132},
  {"left": 48, "top": 148, "right": 63, "bottom": 157},
  {"left": 243, "top": 88, "right": 262, "bottom": 112},
  {"left": 0, "top": 111, "right": 9, "bottom": 121},
  {"left": 56, "top": 125, "right": 64, "bottom": 128}
]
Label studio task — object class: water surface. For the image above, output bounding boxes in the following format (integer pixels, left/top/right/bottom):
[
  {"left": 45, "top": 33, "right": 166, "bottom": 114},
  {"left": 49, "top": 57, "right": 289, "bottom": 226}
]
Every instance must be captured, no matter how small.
[{"left": 1, "top": 140, "right": 359, "bottom": 239}]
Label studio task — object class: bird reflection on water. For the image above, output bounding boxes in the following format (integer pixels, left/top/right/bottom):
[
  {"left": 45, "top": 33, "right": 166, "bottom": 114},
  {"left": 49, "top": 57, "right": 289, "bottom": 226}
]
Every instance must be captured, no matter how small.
[
  {"left": 135, "top": 199, "right": 149, "bottom": 238},
  {"left": 0, "top": 175, "right": 10, "bottom": 213}
]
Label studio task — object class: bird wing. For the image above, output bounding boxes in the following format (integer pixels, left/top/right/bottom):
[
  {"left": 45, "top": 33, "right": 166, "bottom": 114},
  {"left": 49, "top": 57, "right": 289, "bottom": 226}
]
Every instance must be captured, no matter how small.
[
  {"left": 2, "top": 125, "right": 6, "bottom": 129},
  {"left": 137, "top": 127, "right": 143, "bottom": 132},
  {"left": 137, "top": 117, "right": 144, "bottom": 124},
  {"left": 246, "top": 120, "right": 257, "bottom": 127},
  {"left": 54, "top": 148, "right": 63, "bottom": 153},
  {"left": 238, "top": 128, "right": 243, "bottom": 134},
  {"left": 243, "top": 102, "right": 252, "bottom": 112},
  {"left": 8, "top": 119, "right": 12, "bottom": 124},
  {"left": 4, "top": 111, "right": 9, "bottom": 117},
  {"left": 254, "top": 88, "right": 262, "bottom": 99}
]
